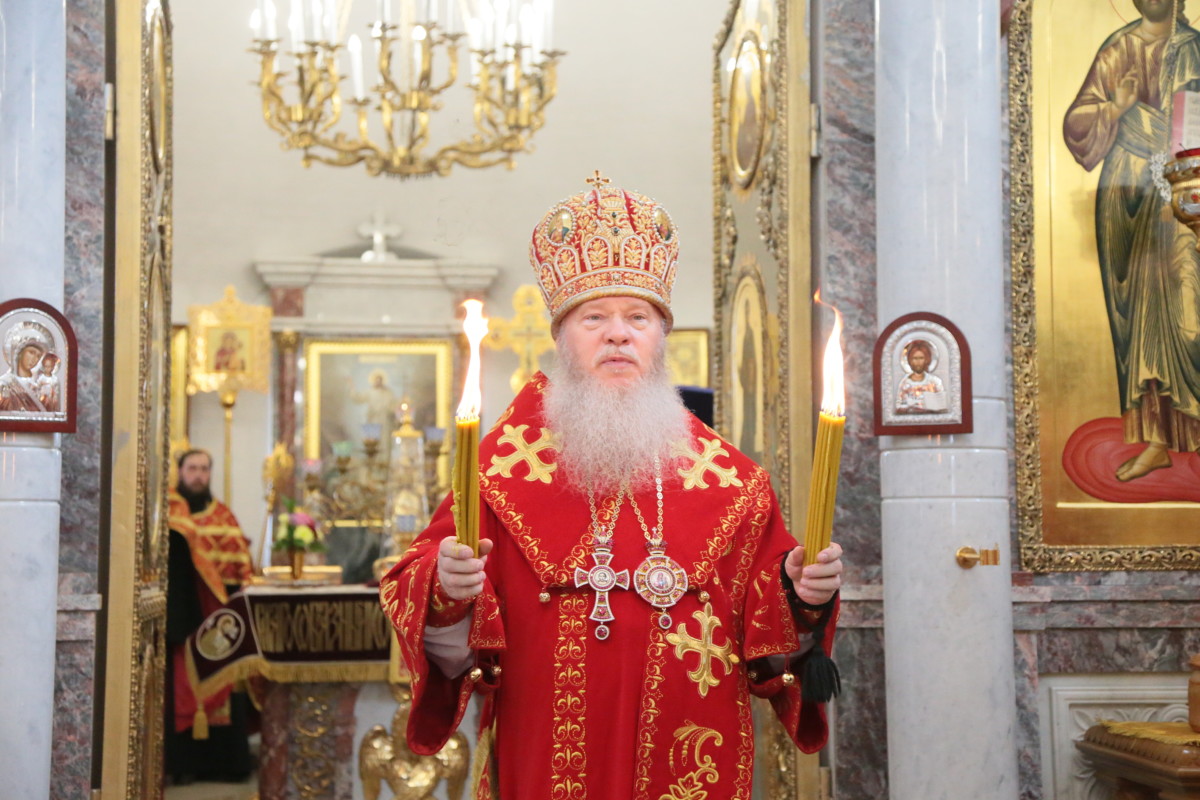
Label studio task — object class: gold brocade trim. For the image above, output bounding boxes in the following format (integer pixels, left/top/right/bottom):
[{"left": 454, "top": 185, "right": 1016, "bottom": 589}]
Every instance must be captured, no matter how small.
[
  {"left": 195, "top": 657, "right": 387, "bottom": 700},
  {"left": 1099, "top": 720, "right": 1200, "bottom": 746},
  {"left": 197, "top": 548, "right": 252, "bottom": 564},
  {"left": 691, "top": 465, "right": 770, "bottom": 588},
  {"left": 660, "top": 724, "right": 723, "bottom": 800},
  {"left": 481, "top": 472, "right": 619, "bottom": 586},
  {"left": 733, "top": 675, "right": 754, "bottom": 797},
  {"left": 551, "top": 594, "right": 588, "bottom": 800},
  {"left": 634, "top": 627, "right": 669, "bottom": 800},
  {"left": 470, "top": 720, "right": 498, "bottom": 799}
]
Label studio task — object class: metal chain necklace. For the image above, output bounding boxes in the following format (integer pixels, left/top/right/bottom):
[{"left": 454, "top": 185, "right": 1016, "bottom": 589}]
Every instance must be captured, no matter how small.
[
  {"left": 629, "top": 457, "right": 689, "bottom": 630},
  {"left": 575, "top": 458, "right": 688, "bottom": 640}
]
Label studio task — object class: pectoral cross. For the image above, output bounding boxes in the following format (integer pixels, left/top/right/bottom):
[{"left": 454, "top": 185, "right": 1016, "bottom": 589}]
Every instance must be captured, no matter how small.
[{"left": 575, "top": 543, "right": 629, "bottom": 641}]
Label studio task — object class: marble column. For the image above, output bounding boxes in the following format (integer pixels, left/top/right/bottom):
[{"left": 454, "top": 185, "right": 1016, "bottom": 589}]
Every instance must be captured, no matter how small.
[
  {"left": 0, "top": 2, "right": 67, "bottom": 798},
  {"left": 875, "top": 1, "right": 1018, "bottom": 798}
]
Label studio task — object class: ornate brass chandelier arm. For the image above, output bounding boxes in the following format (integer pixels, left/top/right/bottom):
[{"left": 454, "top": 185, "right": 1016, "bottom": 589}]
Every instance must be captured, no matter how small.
[{"left": 248, "top": 3, "right": 563, "bottom": 179}]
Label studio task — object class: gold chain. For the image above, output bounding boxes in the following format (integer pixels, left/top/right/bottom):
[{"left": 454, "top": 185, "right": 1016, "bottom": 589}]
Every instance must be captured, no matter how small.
[
  {"left": 587, "top": 487, "right": 620, "bottom": 544},
  {"left": 625, "top": 457, "right": 664, "bottom": 549}
]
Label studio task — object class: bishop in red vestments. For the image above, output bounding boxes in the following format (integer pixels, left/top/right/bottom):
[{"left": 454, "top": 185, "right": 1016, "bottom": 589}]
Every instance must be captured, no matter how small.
[{"left": 380, "top": 173, "right": 844, "bottom": 799}]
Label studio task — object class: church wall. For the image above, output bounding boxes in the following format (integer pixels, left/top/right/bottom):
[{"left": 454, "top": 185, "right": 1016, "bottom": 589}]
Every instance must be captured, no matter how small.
[
  {"left": 53, "top": 0, "right": 107, "bottom": 798},
  {"left": 169, "top": 0, "right": 729, "bottom": 545}
]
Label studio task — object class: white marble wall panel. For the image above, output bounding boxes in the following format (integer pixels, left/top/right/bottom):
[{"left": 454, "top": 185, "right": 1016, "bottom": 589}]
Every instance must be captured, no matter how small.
[
  {"left": 876, "top": 0, "right": 1017, "bottom": 795},
  {"left": 0, "top": 3, "right": 66, "bottom": 798},
  {"left": 0, "top": 499, "right": 60, "bottom": 799}
]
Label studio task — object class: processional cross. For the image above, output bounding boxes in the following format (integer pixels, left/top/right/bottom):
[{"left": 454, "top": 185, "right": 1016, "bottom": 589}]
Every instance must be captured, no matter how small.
[{"left": 483, "top": 285, "right": 555, "bottom": 394}]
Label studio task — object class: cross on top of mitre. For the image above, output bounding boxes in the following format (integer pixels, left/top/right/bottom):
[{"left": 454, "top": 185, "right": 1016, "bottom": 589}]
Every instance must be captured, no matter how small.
[{"left": 586, "top": 170, "right": 611, "bottom": 188}]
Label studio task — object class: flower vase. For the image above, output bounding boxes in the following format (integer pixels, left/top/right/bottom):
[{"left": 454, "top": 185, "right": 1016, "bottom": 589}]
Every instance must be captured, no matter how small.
[{"left": 289, "top": 548, "right": 305, "bottom": 581}]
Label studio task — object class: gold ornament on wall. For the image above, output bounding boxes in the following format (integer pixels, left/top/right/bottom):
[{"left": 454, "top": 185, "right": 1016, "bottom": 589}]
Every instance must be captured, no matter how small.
[
  {"left": 483, "top": 284, "right": 554, "bottom": 394},
  {"left": 187, "top": 285, "right": 273, "bottom": 504}
]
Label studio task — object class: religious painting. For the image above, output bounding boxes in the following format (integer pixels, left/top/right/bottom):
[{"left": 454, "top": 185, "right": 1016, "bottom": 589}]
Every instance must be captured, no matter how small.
[
  {"left": 187, "top": 285, "right": 272, "bottom": 395},
  {"left": 873, "top": 312, "right": 972, "bottom": 436},
  {"left": 728, "top": 267, "right": 769, "bottom": 464},
  {"left": 0, "top": 298, "right": 77, "bottom": 432},
  {"left": 1010, "top": 0, "right": 1200, "bottom": 570},
  {"left": 716, "top": 0, "right": 822, "bottom": 793},
  {"left": 666, "top": 328, "right": 710, "bottom": 388},
  {"left": 302, "top": 338, "right": 453, "bottom": 464},
  {"left": 729, "top": 29, "right": 768, "bottom": 190}
]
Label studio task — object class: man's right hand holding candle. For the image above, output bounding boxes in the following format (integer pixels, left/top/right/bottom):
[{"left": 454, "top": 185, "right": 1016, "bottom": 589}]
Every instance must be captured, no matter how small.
[{"left": 436, "top": 535, "right": 494, "bottom": 601}]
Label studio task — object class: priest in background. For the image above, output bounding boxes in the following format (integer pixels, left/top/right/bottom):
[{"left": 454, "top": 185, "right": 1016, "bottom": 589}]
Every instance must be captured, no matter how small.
[{"left": 165, "top": 448, "right": 256, "bottom": 784}]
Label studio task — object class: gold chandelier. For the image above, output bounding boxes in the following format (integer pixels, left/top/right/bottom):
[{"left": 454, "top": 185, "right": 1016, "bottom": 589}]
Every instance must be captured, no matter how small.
[{"left": 249, "top": 0, "right": 562, "bottom": 178}]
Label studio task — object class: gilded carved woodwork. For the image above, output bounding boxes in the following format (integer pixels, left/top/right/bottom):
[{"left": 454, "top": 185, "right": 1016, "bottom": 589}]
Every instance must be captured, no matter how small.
[
  {"left": 101, "top": 0, "right": 174, "bottom": 796},
  {"left": 713, "top": 0, "right": 818, "bottom": 795}
]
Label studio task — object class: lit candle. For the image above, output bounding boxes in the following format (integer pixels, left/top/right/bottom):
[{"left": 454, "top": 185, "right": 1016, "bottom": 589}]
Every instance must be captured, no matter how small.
[
  {"left": 453, "top": 300, "right": 489, "bottom": 555},
  {"left": 803, "top": 291, "right": 845, "bottom": 566},
  {"left": 347, "top": 33, "right": 366, "bottom": 98}
]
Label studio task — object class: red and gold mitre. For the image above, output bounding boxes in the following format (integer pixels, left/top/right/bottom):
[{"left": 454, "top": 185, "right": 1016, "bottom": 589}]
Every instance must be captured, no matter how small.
[{"left": 528, "top": 171, "right": 679, "bottom": 333}]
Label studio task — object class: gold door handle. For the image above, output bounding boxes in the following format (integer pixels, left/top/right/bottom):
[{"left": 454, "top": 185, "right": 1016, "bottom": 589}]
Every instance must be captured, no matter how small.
[{"left": 956, "top": 546, "right": 1000, "bottom": 568}]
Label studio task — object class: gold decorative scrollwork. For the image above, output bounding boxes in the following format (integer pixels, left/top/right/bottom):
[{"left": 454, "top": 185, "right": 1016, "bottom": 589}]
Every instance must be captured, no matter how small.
[
  {"left": 292, "top": 685, "right": 339, "bottom": 800},
  {"left": 359, "top": 684, "right": 470, "bottom": 800}
]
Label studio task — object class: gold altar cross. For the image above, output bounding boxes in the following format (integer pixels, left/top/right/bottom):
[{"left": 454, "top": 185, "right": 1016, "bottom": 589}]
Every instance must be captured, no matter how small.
[
  {"left": 666, "top": 603, "right": 739, "bottom": 698},
  {"left": 486, "top": 424, "right": 559, "bottom": 483},
  {"left": 672, "top": 437, "right": 744, "bottom": 490},
  {"left": 483, "top": 285, "right": 556, "bottom": 394}
]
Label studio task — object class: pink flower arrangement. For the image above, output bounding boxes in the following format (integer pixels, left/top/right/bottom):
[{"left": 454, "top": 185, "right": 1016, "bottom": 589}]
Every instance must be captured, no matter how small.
[{"left": 273, "top": 499, "right": 326, "bottom": 553}]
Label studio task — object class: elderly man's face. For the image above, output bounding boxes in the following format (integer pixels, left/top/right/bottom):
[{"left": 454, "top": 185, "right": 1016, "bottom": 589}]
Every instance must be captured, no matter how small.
[
  {"left": 179, "top": 453, "right": 212, "bottom": 494},
  {"left": 557, "top": 297, "right": 665, "bottom": 388}
]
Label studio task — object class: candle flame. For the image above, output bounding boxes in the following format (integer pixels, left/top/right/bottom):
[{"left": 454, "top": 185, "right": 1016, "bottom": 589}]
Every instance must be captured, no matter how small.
[
  {"left": 814, "top": 290, "right": 845, "bottom": 417},
  {"left": 457, "top": 299, "right": 489, "bottom": 418}
]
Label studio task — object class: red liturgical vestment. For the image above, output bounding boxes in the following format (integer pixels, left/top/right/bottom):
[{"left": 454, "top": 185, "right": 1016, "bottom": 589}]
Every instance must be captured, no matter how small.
[{"left": 380, "top": 373, "right": 837, "bottom": 799}]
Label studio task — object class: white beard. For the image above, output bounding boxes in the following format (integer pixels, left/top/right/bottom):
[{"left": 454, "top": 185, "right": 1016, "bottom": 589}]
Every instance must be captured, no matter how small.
[{"left": 544, "top": 339, "right": 691, "bottom": 494}]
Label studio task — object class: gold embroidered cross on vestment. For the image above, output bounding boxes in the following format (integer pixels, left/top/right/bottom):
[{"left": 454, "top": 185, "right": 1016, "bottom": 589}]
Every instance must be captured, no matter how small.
[
  {"left": 666, "top": 602, "right": 740, "bottom": 698},
  {"left": 672, "top": 437, "right": 744, "bottom": 490},
  {"left": 486, "top": 423, "right": 559, "bottom": 483}
]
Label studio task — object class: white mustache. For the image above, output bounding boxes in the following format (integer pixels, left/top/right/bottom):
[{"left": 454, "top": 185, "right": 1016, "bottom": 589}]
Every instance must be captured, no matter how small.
[{"left": 592, "top": 348, "right": 640, "bottom": 368}]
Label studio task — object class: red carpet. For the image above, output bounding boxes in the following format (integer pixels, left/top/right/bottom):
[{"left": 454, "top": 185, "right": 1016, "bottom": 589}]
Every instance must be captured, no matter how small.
[{"left": 1062, "top": 417, "right": 1200, "bottom": 502}]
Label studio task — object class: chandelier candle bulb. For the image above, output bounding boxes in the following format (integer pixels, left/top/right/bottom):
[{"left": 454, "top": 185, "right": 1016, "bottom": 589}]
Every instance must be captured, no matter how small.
[
  {"left": 803, "top": 294, "right": 846, "bottom": 567},
  {"left": 453, "top": 300, "right": 489, "bottom": 555},
  {"left": 347, "top": 34, "right": 365, "bottom": 99}
]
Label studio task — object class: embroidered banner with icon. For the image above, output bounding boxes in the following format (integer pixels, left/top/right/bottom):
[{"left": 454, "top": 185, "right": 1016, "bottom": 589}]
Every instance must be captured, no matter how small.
[{"left": 187, "top": 585, "right": 393, "bottom": 701}]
